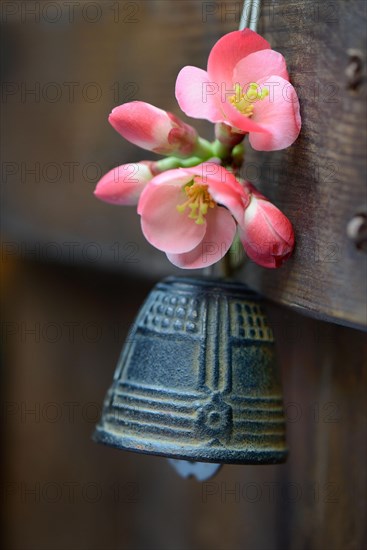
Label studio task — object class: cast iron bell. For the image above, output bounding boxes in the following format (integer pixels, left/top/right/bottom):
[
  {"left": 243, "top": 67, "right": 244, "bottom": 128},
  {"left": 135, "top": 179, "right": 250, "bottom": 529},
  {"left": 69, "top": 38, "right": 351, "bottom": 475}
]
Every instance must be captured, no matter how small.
[{"left": 94, "top": 277, "right": 287, "bottom": 464}]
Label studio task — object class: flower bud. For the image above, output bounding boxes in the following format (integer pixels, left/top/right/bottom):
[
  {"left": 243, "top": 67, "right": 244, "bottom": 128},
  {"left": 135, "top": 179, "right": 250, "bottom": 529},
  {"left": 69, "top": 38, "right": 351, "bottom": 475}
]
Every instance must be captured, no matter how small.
[
  {"left": 109, "top": 101, "right": 198, "bottom": 157},
  {"left": 94, "top": 161, "right": 155, "bottom": 205},
  {"left": 239, "top": 183, "right": 294, "bottom": 268},
  {"left": 214, "top": 122, "right": 245, "bottom": 148}
]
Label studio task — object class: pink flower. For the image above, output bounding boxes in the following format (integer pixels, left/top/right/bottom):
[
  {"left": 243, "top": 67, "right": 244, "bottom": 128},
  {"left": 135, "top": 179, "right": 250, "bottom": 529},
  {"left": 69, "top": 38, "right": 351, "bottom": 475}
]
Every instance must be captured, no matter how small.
[
  {"left": 137, "top": 163, "right": 249, "bottom": 269},
  {"left": 94, "top": 161, "right": 156, "bottom": 205},
  {"left": 175, "top": 29, "right": 301, "bottom": 151},
  {"left": 109, "top": 101, "right": 198, "bottom": 157},
  {"left": 239, "top": 183, "right": 295, "bottom": 268}
]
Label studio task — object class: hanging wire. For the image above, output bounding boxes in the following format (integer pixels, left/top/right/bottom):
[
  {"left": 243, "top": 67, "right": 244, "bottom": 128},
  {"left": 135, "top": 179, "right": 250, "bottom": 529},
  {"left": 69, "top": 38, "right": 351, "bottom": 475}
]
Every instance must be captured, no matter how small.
[{"left": 239, "top": 0, "right": 262, "bottom": 31}]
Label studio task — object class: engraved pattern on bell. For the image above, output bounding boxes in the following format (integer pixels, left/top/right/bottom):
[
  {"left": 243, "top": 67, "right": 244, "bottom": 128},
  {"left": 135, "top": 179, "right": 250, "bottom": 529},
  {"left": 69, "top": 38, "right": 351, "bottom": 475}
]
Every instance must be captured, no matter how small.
[{"left": 94, "top": 277, "right": 288, "bottom": 464}]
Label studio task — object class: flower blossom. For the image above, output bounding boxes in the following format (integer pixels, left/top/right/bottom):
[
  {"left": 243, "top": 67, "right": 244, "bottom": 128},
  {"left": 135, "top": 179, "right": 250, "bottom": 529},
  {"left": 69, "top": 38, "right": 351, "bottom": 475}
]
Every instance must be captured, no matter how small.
[
  {"left": 238, "top": 183, "right": 295, "bottom": 268},
  {"left": 175, "top": 29, "right": 301, "bottom": 151},
  {"left": 137, "top": 163, "right": 249, "bottom": 269},
  {"left": 109, "top": 101, "right": 198, "bottom": 157},
  {"left": 95, "top": 159, "right": 295, "bottom": 269},
  {"left": 94, "top": 161, "right": 157, "bottom": 205}
]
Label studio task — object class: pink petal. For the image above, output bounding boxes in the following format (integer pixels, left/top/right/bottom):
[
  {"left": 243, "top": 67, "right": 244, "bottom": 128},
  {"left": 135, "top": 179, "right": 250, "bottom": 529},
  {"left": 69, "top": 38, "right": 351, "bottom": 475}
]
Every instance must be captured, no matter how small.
[
  {"left": 94, "top": 163, "right": 152, "bottom": 205},
  {"left": 109, "top": 102, "right": 173, "bottom": 152},
  {"left": 219, "top": 99, "right": 270, "bottom": 136},
  {"left": 175, "top": 66, "right": 224, "bottom": 122},
  {"left": 183, "top": 163, "right": 249, "bottom": 223},
  {"left": 138, "top": 169, "right": 192, "bottom": 204},
  {"left": 248, "top": 76, "right": 301, "bottom": 151},
  {"left": 239, "top": 227, "right": 293, "bottom": 268},
  {"left": 182, "top": 163, "right": 241, "bottom": 193},
  {"left": 167, "top": 207, "right": 236, "bottom": 269},
  {"left": 139, "top": 179, "right": 206, "bottom": 254},
  {"left": 255, "top": 199, "right": 295, "bottom": 245},
  {"left": 233, "top": 49, "right": 289, "bottom": 84},
  {"left": 239, "top": 195, "right": 295, "bottom": 268},
  {"left": 241, "top": 181, "right": 267, "bottom": 201},
  {"left": 207, "top": 29, "right": 270, "bottom": 87}
]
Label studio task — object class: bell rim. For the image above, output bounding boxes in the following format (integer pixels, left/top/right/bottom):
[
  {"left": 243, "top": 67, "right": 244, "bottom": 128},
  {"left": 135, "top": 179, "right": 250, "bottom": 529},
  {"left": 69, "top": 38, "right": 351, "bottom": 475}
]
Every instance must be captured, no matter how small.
[{"left": 93, "top": 426, "right": 288, "bottom": 465}]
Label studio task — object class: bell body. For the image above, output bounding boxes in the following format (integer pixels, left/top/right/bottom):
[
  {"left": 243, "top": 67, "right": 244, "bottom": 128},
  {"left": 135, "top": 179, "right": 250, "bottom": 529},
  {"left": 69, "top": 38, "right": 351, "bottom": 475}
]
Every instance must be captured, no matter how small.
[{"left": 94, "top": 277, "right": 287, "bottom": 464}]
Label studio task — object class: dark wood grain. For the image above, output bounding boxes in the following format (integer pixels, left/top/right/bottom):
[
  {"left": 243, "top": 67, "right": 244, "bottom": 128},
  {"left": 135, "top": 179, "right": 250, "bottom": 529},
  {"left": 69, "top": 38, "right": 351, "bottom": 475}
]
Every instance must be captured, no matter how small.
[
  {"left": 237, "top": 0, "right": 367, "bottom": 329},
  {"left": 0, "top": 0, "right": 237, "bottom": 280},
  {"left": 2, "top": 4, "right": 366, "bottom": 550},
  {"left": 2, "top": 0, "right": 365, "bottom": 327},
  {"left": 2, "top": 261, "right": 366, "bottom": 550}
]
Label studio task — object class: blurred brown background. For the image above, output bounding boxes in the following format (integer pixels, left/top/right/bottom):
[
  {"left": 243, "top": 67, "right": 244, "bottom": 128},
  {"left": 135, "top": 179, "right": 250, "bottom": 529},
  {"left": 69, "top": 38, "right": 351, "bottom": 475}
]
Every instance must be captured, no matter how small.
[{"left": 1, "top": 1, "right": 366, "bottom": 549}]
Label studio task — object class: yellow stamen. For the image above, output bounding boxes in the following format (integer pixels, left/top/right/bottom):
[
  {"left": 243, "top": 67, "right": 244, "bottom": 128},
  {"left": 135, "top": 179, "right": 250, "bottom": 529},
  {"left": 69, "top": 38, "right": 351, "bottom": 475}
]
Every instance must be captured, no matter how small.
[
  {"left": 229, "top": 82, "right": 269, "bottom": 117},
  {"left": 176, "top": 181, "right": 215, "bottom": 225}
]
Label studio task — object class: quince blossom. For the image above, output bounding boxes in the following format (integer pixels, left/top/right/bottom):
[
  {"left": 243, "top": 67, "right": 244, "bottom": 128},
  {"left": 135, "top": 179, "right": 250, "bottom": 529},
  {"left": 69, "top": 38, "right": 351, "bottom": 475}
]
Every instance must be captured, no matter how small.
[
  {"left": 94, "top": 161, "right": 157, "bottom": 205},
  {"left": 175, "top": 29, "right": 301, "bottom": 151},
  {"left": 95, "top": 159, "right": 295, "bottom": 269},
  {"left": 137, "top": 163, "right": 249, "bottom": 269},
  {"left": 239, "top": 183, "right": 295, "bottom": 268},
  {"left": 109, "top": 101, "right": 199, "bottom": 157},
  {"left": 94, "top": 29, "right": 300, "bottom": 270}
]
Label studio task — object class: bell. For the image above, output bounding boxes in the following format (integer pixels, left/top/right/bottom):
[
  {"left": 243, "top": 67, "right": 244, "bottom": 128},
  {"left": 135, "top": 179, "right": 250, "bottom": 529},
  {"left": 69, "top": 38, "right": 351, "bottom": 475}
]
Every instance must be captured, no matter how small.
[{"left": 94, "top": 277, "right": 287, "bottom": 464}]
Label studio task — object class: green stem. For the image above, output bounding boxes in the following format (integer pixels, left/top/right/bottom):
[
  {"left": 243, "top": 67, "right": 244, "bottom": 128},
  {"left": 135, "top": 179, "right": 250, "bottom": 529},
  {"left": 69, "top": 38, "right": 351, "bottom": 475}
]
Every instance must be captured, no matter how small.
[
  {"left": 155, "top": 137, "right": 219, "bottom": 172},
  {"left": 231, "top": 142, "right": 245, "bottom": 166},
  {"left": 155, "top": 136, "right": 245, "bottom": 175},
  {"left": 211, "top": 139, "right": 232, "bottom": 160},
  {"left": 192, "top": 137, "right": 215, "bottom": 159},
  {"left": 155, "top": 156, "right": 207, "bottom": 172},
  {"left": 222, "top": 252, "right": 232, "bottom": 278}
]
